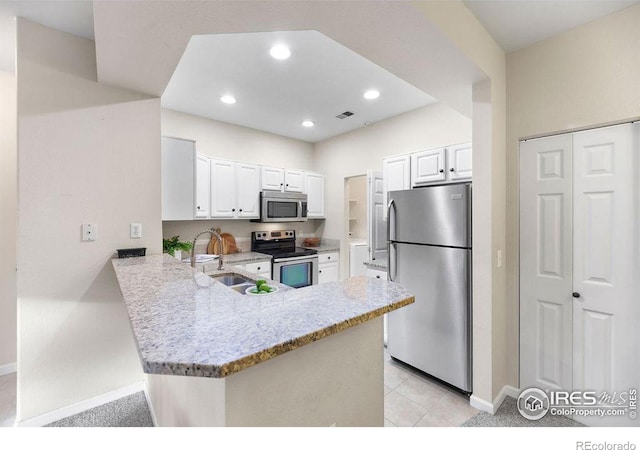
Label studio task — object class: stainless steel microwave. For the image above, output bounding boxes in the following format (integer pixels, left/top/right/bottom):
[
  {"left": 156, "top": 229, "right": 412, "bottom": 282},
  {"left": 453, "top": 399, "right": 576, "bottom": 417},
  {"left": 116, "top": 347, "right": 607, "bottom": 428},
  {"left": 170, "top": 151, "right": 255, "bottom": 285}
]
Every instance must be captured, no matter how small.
[{"left": 253, "top": 191, "right": 308, "bottom": 222}]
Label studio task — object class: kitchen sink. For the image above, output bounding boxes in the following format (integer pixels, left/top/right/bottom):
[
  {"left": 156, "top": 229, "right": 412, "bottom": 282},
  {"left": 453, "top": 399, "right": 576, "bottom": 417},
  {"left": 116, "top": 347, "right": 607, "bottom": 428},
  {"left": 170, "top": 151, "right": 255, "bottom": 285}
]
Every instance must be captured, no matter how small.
[
  {"left": 229, "top": 283, "right": 254, "bottom": 295},
  {"left": 210, "top": 274, "right": 252, "bottom": 286}
]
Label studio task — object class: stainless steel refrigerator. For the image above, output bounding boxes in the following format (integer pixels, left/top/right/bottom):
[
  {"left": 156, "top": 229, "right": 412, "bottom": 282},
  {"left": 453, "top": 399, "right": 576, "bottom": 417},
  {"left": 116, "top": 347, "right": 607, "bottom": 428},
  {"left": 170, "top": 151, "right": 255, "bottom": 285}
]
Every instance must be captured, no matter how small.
[{"left": 387, "top": 183, "right": 472, "bottom": 392}]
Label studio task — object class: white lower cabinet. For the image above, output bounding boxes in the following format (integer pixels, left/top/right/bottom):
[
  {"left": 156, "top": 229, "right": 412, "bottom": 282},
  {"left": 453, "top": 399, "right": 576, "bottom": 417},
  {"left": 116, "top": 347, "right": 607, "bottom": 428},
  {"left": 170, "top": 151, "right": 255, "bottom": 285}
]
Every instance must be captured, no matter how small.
[
  {"left": 365, "top": 268, "right": 387, "bottom": 280},
  {"left": 245, "top": 261, "right": 271, "bottom": 279},
  {"left": 366, "top": 268, "right": 388, "bottom": 344},
  {"left": 231, "top": 260, "right": 271, "bottom": 279},
  {"left": 318, "top": 252, "right": 339, "bottom": 284}
]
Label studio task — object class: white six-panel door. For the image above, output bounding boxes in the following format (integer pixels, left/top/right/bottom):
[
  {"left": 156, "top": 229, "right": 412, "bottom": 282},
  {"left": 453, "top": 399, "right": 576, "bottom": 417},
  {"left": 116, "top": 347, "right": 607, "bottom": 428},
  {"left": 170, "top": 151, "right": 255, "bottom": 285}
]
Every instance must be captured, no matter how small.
[
  {"left": 520, "top": 123, "right": 639, "bottom": 426},
  {"left": 571, "top": 124, "right": 639, "bottom": 426},
  {"left": 520, "top": 133, "right": 574, "bottom": 393}
]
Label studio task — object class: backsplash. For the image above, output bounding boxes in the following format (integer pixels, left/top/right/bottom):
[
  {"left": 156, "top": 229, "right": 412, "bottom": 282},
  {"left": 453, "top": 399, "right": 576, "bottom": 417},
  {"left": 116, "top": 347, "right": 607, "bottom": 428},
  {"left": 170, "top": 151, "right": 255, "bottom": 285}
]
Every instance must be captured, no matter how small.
[{"left": 163, "top": 219, "right": 326, "bottom": 255}]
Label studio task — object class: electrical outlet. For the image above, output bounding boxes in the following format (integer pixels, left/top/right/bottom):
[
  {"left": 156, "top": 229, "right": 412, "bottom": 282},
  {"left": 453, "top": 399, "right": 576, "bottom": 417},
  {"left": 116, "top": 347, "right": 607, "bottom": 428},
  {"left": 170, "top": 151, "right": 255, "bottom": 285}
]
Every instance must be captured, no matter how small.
[
  {"left": 130, "top": 223, "right": 142, "bottom": 239},
  {"left": 82, "top": 223, "right": 97, "bottom": 242}
]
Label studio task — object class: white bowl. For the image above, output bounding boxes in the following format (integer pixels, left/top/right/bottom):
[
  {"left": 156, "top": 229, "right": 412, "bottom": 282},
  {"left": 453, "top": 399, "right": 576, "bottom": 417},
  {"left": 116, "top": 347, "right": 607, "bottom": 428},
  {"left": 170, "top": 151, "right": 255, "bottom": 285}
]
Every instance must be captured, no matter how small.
[{"left": 245, "top": 285, "right": 279, "bottom": 295}]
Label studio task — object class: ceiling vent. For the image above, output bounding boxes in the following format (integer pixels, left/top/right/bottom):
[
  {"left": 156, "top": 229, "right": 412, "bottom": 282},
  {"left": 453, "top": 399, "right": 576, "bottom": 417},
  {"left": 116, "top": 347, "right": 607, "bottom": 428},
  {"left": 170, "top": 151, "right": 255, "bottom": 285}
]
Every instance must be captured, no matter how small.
[{"left": 336, "top": 111, "right": 354, "bottom": 119}]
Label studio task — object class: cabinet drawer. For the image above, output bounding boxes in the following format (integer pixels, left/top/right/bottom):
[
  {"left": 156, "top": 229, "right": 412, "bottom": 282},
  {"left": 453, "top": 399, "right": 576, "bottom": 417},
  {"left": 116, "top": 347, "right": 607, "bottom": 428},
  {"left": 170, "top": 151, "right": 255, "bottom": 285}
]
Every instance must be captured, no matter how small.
[
  {"left": 318, "top": 252, "right": 338, "bottom": 264},
  {"left": 245, "top": 260, "right": 271, "bottom": 274},
  {"left": 366, "top": 268, "right": 387, "bottom": 280}
]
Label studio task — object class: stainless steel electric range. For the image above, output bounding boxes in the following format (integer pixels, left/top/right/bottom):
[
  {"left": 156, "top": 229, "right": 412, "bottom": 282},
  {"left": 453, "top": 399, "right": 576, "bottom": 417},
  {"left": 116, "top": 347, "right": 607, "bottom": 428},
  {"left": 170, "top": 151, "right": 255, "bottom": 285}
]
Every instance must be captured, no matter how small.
[{"left": 251, "top": 230, "right": 318, "bottom": 288}]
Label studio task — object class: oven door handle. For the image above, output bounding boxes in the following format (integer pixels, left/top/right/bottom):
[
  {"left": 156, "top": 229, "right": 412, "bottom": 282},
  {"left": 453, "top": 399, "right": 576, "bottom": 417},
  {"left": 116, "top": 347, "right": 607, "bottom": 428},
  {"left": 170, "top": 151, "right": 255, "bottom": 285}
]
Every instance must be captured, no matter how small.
[{"left": 273, "top": 255, "right": 318, "bottom": 263}]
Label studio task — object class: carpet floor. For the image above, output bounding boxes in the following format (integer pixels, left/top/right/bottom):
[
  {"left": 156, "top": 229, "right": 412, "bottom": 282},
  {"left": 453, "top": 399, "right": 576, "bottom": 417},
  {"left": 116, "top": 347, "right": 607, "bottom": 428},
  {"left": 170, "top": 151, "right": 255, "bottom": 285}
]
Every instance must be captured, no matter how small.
[
  {"left": 462, "top": 397, "right": 584, "bottom": 427},
  {"left": 45, "top": 391, "right": 153, "bottom": 427}
]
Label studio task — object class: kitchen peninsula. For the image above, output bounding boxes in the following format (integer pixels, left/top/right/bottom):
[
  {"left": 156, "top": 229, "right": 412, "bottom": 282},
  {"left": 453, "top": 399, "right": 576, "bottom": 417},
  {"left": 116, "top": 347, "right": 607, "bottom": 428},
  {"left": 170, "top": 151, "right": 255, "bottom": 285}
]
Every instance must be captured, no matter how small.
[{"left": 112, "top": 254, "right": 414, "bottom": 426}]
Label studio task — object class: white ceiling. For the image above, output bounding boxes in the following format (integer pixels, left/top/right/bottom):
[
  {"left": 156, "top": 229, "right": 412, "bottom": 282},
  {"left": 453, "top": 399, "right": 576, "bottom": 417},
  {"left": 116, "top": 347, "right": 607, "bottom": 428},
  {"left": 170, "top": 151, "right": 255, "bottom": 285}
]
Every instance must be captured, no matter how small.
[
  {"left": 0, "top": 0, "right": 93, "bottom": 72},
  {"left": 464, "top": 0, "right": 639, "bottom": 53},
  {"left": 4, "top": 1, "right": 639, "bottom": 142},
  {"left": 162, "top": 30, "right": 437, "bottom": 143}
]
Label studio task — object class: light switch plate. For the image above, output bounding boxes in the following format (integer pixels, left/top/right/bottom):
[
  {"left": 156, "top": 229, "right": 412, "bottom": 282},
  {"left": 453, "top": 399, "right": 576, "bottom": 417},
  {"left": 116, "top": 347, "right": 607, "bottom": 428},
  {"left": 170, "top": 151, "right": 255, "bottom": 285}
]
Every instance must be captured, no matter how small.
[
  {"left": 130, "top": 223, "right": 142, "bottom": 239},
  {"left": 82, "top": 223, "right": 97, "bottom": 241}
]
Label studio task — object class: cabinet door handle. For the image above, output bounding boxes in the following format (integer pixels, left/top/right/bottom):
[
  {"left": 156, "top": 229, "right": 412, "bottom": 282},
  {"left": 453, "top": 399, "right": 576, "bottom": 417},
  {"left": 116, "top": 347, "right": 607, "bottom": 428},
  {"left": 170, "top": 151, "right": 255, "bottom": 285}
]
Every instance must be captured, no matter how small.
[
  {"left": 450, "top": 168, "right": 455, "bottom": 172},
  {"left": 197, "top": 206, "right": 201, "bottom": 210},
  {"left": 319, "top": 270, "right": 322, "bottom": 273},
  {"left": 232, "top": 208, "right": 236, "bottom": 212},
  {"left": 239, "top": 208, "right": 243, "bottom": 212},
  {"left": 439, "top": 169, "right": 444, "bottom": 173},
  {"left": 572, "top": 292, "right": 581, "bottom": 298},
  {"left": 376, "top": 275, "right": 380, "bottom": 279},
  {"left": 286, "top": 184, "right": 289, "bottom": 187},
  {"left": 327, "top": 256, "right": 331, "bottom": 260},
  {"left": 257, "top": 266, "right": 261, "bottom": 271}
]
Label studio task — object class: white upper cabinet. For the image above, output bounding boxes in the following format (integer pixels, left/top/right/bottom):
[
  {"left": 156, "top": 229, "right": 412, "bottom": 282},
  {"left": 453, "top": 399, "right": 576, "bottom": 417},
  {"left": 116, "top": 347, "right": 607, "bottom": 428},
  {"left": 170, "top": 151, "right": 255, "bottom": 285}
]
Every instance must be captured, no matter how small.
[
  {"left": 409, "top": 143, "right": 472, "bottom": 186},
  {"left": 304, "top": 172, "right": 325, "bottom": 218},
  {"left": 195, "top": 154, "right": 211, "bottom": 218},
  {"left": 161, "top": 141, "right": 325, "bottom": 221},
  {"left": 448, "top": 143, "right": 472, "bottom": 181},
  {"left": 411, "top": 148, "right": 446, "bottom": 186},
  {"left": 261, "top": 166, "right": 284, "bottom": 191},
  {"left": 261, "top": 167, "right": 304, "bottom": 192},
  {"left": 382, "top": 155, "right": 410, "bottom": 219},
  {"left": 235, "top": 162, "right": 260, "bottom": 219},
  {"left": 161, "top": 137, "right": 196, "bottom": 221},
  {"left": 211, "top": 160, "right": 260, "bottom": 219},
  {"left": 210, "top": 159, "right": 236, "bottom": 218},
  {"left": 284, "top": 169, "right": 304, "bottom": 192}
]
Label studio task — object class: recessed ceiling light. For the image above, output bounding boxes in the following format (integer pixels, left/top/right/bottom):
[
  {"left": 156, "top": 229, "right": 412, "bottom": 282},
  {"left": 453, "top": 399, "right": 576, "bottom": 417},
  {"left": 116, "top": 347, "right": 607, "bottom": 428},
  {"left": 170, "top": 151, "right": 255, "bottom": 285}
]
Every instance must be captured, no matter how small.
[
  {"left": 270, "top": 45, "right": 291, "bottom": 60},
  {"left": 220, "top": 95, "right": 236, "bottom": 105},
  {"left": 302, "top": 120, "right": 314, "bottom": 127},
  {"left": 364, "top": 90, "right": 380, "bottom": 100}
]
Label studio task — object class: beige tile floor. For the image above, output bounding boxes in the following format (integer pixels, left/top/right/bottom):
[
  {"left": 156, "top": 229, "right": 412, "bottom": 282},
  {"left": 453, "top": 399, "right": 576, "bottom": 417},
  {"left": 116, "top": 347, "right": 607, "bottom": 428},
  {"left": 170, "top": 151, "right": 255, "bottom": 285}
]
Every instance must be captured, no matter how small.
[
  {"left": 383, "top": 348, "right": 480, "bottom": 427},
  {"left": 0, "top": 349, "right": 480, "bottom": 428}
]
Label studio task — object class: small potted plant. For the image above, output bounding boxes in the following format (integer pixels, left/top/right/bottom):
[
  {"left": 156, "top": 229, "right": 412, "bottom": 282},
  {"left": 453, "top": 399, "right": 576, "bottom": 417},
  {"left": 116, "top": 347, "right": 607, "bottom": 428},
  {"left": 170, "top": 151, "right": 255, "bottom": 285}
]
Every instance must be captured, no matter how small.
[{"left": 162, "top": 236, "right": 193, "bottom": 261}]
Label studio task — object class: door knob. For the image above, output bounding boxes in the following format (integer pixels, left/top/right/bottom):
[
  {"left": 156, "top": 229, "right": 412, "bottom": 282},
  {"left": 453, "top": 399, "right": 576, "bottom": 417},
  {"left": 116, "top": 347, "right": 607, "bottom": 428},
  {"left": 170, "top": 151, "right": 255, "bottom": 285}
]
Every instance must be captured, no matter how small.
[{"left": 572, "top": 292, "right": 581, "bottom": 298}]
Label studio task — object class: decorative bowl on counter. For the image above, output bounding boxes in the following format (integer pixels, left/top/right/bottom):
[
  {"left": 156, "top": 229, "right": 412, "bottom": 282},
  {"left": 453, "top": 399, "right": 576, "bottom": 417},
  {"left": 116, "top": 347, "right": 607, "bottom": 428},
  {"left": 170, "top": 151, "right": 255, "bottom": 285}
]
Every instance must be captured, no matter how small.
[
  {"left": 302, "top": 237, "right": 321, "bottom": 247},
  {"left": 245, "top": 285, "right": 279, "bottom": 295}
]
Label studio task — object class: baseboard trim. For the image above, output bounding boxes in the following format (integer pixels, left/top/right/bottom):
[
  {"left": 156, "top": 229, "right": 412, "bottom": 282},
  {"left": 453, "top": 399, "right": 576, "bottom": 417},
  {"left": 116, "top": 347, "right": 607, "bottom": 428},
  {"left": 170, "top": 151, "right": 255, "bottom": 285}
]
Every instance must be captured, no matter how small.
[
  {"left": 0, "top": 362, "right": 17, "bottom": 377},
  {"left": 142, "top": 379, "right": 157, "bottom": 427},
  {"left": 470, "top": 385, "right": 520, "bottom": 415},
  {"left": 15, "top": 381, "right": 146, "bottom": 427}
]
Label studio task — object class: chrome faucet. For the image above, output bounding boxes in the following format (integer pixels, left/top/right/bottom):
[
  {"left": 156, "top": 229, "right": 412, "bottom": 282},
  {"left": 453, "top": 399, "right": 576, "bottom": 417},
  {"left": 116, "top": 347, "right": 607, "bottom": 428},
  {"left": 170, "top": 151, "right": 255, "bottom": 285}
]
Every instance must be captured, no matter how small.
[{"left": 191, "top": 228, "right": 224, "bottom": 270}]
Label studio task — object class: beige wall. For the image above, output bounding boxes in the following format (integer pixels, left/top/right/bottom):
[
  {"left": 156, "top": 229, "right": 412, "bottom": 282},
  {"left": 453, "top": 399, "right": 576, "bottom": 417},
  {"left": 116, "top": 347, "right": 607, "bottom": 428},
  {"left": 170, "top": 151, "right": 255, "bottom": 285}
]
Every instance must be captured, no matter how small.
[
  {"left": 415, "top": 1, "right": 507, "bottom": 404},
  {"left": 0, "top": 69, "right": 17, "bottom": 369},
  {"left": 16, "top": 20, "right": 161, "bottom": 421},
  {"left": 314, "top": 103, "right": 472, "bottom": 278},
  {"left": 161, "top": 108, "right": 321, "bottom": 243},
  {"left": 505, "top": 4, "right": 640, "bottom": 389}
]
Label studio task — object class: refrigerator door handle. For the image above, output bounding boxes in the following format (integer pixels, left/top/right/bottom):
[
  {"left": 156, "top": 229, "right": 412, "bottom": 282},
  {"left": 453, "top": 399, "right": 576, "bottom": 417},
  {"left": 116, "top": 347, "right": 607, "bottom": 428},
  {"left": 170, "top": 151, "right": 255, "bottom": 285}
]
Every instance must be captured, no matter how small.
[
  {"left": 387, "top": 198, "right": 397, "bottom": 281},
  {"left": 389, "top": 243, "right": 397, "bottom": 281}
]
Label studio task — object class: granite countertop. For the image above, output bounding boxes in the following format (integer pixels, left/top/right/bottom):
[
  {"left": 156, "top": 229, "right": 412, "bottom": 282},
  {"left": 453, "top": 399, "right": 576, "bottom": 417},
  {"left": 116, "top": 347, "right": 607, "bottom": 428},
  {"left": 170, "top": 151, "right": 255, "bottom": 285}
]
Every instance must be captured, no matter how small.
[
  {"left": 214, "top": 251, "right": 271, "bottom": 265},
  {"left": 112, "top": 254, "right": 413, "bottom": 379},
  {"left": 299, "top": 239, "right": 341, "bottom": 254},
  {"left": 364, "top": 259, "right": 388, "bottom": 271}
]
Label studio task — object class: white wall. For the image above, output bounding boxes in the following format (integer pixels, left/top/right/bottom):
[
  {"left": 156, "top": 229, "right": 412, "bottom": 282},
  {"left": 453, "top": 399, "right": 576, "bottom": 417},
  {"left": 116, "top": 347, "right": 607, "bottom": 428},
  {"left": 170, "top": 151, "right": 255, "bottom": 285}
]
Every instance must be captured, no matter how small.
[
  {"left": 505, "top": 3, "right": 640, "bottom": 390},
  {"left": 162, "top": 108, "right": 314, "bottom": 168},
  {"left": 0, "top": 69, "right": 17, "bottom": 370},
  {"left": 161, "top": 109, "right": 321, "bottom": 243},
  {"left": 0, "top": 12, "right": 16, "bottom": 371},
  {"left": 16, "top": 19, "right": 161, "bottom": 421},
  {"left": 314, "top": 103, "right": 472, "bottom": 278}
]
